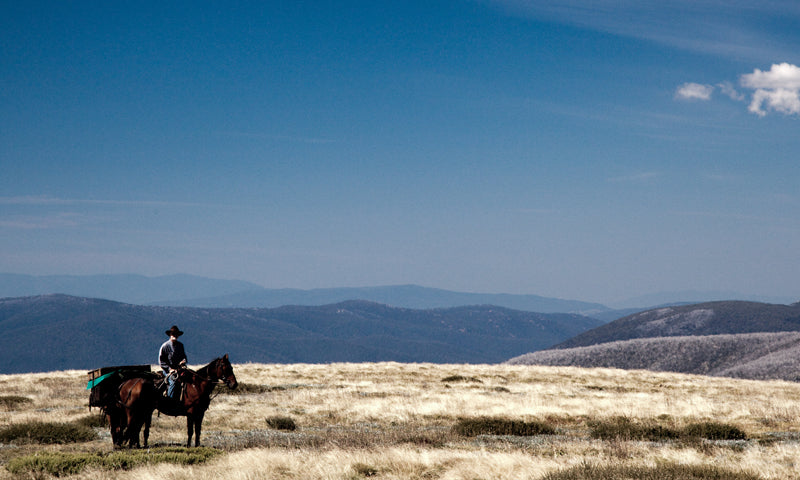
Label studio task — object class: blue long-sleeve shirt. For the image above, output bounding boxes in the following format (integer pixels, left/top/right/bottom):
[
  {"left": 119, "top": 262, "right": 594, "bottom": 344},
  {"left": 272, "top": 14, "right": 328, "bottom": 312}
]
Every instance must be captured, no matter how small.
[{"left": 159, "top": 339, "right": 187, "bottom": 373}]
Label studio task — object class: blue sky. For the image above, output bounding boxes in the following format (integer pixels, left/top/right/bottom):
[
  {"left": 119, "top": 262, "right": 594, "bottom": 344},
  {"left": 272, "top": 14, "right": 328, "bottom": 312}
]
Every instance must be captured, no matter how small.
[{"left": 2, "top": 1, "right": 799, "bottom": 304}]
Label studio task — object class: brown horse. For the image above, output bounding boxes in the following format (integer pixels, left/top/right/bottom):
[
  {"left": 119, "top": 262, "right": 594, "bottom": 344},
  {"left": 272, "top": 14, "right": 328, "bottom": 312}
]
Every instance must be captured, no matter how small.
[
  {"left": 114, "top": 377, "right": 156, "bottom": 448},
  {"left": 155, "top": 354, "right": 238, "bottom": 447}
]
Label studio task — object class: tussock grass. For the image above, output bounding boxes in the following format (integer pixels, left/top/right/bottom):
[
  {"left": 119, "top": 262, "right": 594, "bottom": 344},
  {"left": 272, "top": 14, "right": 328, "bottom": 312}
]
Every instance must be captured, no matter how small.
[
  {"left": 541, "top": 461, "right": 763, "bottom": 480},
  {"left": 351, "top": 462, "right": 379, "bottom": 477},
  {"left": 441, "top": 375, "right": 483, "bottom": 383},
  {"left": 221, "top": 382, "right": 274, "bottom": 394},
  {"left": 2, "top": 363, "right": 800, "bottom": 479},
  {"left": 0, "top": 395, "right": 32, "bottom": 409},
  {"left": 265, "top": 415, "right": 297, "bottom": 431},
  {"left": 74, "top": 413, "right": 109, "bottom": 429},
  {"left": 684, "top": 421, "right": 748, "bottom": 441}
]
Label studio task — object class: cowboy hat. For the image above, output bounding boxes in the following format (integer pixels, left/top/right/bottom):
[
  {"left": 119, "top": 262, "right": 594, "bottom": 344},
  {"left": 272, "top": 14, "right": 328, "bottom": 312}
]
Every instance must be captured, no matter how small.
[{"left": 165, "top": 325, "right": 184, "bottom": 337}]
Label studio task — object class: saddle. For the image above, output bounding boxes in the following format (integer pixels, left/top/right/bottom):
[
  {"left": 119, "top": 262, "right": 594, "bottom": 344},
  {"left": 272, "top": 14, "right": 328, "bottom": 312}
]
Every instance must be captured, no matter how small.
[{"left": 155, "top": 369, "right": 188, "bottom": 401}]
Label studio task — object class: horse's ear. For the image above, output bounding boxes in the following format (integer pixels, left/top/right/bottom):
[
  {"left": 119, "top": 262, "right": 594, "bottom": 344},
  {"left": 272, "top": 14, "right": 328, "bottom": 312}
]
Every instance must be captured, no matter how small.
[{"left": 223, "top": 353, "right": 229, "bottom": 360}]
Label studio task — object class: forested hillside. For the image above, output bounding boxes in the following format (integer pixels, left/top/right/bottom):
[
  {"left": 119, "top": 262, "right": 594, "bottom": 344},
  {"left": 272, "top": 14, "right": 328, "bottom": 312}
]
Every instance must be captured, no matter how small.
[{"left": 0, "top": 294, "right": 602, "bottom": 373}]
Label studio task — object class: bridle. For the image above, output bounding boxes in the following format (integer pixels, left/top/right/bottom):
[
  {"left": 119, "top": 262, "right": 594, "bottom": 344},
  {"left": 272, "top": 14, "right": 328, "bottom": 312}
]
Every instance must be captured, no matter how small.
[{"left": 184, "top": 357, "right": 235, "bottom": 387}]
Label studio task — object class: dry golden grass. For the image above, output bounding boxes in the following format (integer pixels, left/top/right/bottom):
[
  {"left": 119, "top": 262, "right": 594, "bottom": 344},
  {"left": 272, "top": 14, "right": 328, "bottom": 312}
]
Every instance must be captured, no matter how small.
[{"left": 2, "top": 362, "right": 800, "bottom": 479}]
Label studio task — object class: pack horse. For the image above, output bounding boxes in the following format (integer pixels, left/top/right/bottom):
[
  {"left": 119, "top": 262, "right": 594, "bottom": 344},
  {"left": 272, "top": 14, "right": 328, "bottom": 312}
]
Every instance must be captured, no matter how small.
[
  {"left": 87, "top": 355, "right": 238, "bottom": 448},
  {"left": 87, "top": 364, "right": 154, "bottom": 448}
]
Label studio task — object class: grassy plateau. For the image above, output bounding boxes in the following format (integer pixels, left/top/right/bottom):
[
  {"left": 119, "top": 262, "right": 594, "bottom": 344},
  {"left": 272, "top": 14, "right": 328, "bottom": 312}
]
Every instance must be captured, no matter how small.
[{"left": 2, "top": 362, "right": 800, "bottom": 479}]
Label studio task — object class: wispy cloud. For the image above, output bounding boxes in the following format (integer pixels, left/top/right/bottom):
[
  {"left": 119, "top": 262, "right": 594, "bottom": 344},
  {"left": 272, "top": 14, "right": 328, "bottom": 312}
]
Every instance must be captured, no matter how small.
[
  {"left": 672, "top": 210, "right": 766, "bottom": 222},
  {"left": 0, "top": 195, "right": 208, "bottom": 208},
  {"left": 219, "top": 131, "right": 337, "bottom": 144},
  {"left": 0, "top": 212, "right": 88, "bottom": 230},
  {"left": 0, "top": 195, "right": 71, "bottom": 205},
  {"left": 607, "top": 172, "right": 661, "bottom": 183},
  {"left": 717, "top": 82, "right": 745, "bottom": 101},
  {"left": 487, "top": 0, "right": 800, "bottom": 61}
]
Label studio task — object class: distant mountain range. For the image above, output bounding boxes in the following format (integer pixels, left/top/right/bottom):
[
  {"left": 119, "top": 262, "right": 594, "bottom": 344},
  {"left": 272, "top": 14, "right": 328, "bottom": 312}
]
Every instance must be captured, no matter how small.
[
  {"left": 0, "top": 273, "right": 261, "bottom": 306},
  {"left": 509, "top": 301, "right": 800, "bottom": 381},
  {"left": 3, "top": 273, "right": 793, "bottom": 319},
  {"left": 0, "top": 273, "right": 610, "bottom": 315},
  {"left": 154, "top": 284, "right": 611, "bottom": 315},
  {"left": 0, "top": 294, "right": 603, "bottom": 373}
]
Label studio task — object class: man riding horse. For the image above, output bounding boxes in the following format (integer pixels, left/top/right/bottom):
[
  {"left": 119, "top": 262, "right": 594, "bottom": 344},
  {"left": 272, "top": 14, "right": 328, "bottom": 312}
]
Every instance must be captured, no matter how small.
[{"left": 159, "top": 325, "right": 187, "bottom": 400}]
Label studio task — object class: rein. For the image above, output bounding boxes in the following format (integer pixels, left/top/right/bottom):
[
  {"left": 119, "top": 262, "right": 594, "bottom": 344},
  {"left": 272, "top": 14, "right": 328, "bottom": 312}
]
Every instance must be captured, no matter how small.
[
  {"left": 183, "top": 359, "right": 232, "bottom": 386},
  {"left": 181, "top": 359, "right": 231, "bottom": 402}
]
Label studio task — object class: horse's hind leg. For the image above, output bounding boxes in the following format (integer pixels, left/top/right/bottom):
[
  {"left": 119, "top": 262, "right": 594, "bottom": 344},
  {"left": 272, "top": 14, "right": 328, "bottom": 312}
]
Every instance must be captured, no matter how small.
[
  {"left": 194, "top": 411, "right": 205, "bottom": 447},
  {"left": 125, "top": 411, "right": 141, "bottom": 448},
  {"left": 143, "top": 411, "right": 152, "bottom": 448}
]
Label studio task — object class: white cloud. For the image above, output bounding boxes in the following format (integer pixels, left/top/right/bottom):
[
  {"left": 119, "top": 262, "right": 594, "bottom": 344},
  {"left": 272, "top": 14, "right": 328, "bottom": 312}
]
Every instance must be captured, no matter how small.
[
  {"left": 740, "top": 62, "right": 800, "bottom": 89},
  {"left": 675, "top": 83, "right": 714, "bottom": 101},
  {"left": 740, "top": 63, "right": 800, "bottom": 116},
  {"left": 676, "top": 63, "right": 800, "bottom": 117}
]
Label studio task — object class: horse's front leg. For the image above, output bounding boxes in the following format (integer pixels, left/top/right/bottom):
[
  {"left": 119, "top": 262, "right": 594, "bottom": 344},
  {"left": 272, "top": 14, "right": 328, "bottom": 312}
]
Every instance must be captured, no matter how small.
[{"left": 186, "top": 416, "right": 194, "bottom": 448}]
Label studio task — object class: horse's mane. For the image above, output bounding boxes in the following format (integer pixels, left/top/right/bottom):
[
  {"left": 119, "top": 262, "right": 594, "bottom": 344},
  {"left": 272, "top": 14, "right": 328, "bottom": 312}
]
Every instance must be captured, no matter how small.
[{"left": 195, "top": 357, "right": 222, "bottom": 377}]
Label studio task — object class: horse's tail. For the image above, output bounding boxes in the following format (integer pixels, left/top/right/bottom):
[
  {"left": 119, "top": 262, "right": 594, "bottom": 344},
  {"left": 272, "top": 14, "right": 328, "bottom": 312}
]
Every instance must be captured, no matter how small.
[{"left": 138, "top": 378, "right": 158, "bottom": 413}]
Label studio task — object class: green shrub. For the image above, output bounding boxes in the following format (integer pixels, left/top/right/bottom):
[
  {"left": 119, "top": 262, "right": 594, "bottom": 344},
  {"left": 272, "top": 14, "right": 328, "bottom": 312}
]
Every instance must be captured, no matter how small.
[
  {"left": 441, "top": 375, "right": 482, "bottom": 383},
  {"left": 453, "top": 417, "right": 556, "bottom": 437},
  {"left": 222, "top": 382, "right": 273, "bottom": 394},
  {"left": 6, "top": 447, "right": 222, "bottom": 477},
  {"left": 266, "top": 415, "right": 297, "bottom": 431},
  {"left": 683, "top": 421, "right": 747, "bottom": 440},
  {"left": 589, "top": 416, "right": 679, "bottom": 442},
  {"left": 588, "top": 416, "right": 747, "bottom": 442},
  {"left": 0, "top": 420, "right": 96, "bottom": 444},
  {"left": 352, "top": 462, "right": 379, "bottom": 477},
  {"left": 0, "top": 395, "right": 33, "bottom": 409},
  {"left": 74, "top": 413, "right": 109, "bottom": 428},
  {"left": 540, "top": 461, "right": 762, "bottom": 480},
  {"left": 6, "top": 452, "right": 99, "bottom": 477}
]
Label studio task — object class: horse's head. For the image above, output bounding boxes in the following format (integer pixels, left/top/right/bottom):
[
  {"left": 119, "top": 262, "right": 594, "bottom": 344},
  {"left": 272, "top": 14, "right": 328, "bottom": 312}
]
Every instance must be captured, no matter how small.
[{"left": 211, "top": 354, "right": 238, "bottom": 390}]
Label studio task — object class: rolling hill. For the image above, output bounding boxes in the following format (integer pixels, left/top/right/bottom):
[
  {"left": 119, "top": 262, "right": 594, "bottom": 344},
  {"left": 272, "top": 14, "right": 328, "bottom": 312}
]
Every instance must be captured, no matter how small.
[
  {"left": 552, "top": 300, "right": 800, "bottom": 349},
  {"left": 508, "top": 331, "right": 800, "bottom": 381},
  {"left": 508, "top": 300, "right": 800, "bottom": 381},
  {"left": 0, "top": 294, "right": 602, "bottom": 373}
]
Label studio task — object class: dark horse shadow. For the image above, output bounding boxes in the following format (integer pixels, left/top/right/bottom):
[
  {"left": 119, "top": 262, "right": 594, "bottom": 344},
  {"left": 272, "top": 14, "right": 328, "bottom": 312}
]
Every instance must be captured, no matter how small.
[{"left": 114, "top": 355, "right": 238, "bottom": 448}]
